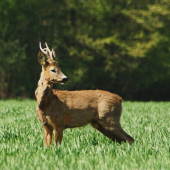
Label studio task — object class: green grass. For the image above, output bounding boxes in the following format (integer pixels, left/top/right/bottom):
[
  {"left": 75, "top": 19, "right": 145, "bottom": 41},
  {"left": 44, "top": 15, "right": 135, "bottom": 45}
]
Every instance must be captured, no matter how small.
[{"left": 0, "top": 100, "right": 170, "bottom": 170}]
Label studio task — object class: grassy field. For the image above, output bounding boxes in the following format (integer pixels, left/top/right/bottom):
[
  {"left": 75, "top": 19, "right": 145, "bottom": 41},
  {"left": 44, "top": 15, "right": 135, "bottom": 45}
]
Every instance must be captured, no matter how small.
[{"left": 0, "top": 100, "right": 170, "bottom": 170}]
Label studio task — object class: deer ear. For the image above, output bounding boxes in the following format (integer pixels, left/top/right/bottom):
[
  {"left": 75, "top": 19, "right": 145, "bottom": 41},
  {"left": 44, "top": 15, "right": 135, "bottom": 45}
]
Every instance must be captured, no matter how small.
[{"left": 38, "top": 51, "right": 47, "bottom": 66}]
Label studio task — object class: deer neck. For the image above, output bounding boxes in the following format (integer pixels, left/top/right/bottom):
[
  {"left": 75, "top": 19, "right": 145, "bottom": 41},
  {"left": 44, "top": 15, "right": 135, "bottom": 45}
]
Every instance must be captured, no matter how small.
[{"left": 35, "top": 71, "right": 53, "bottom": 110}]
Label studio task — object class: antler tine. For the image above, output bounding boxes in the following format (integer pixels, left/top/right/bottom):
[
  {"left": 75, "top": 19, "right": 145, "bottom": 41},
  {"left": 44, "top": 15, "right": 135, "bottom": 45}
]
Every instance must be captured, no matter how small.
[
  {"left": 45, "top": 42, "right": 54, "bottom": 60},
  {"left": 52, "top": 49, "right": 56, "bottom": 59},
  {"left": 39, "top": 42, "right": 48, "bottom": 55},
  {"left": 45, "top": 42, "right": 50, "bottom": 51}
]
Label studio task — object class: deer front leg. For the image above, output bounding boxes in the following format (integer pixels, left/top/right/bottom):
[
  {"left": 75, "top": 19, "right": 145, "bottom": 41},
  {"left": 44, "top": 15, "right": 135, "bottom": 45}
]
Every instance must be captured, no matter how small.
[
  {"left": 43, "top": 125, "right": 53, "bottom": 146},
  {"left": 54, "top": 129, "right": 63, "bottom": 145}
]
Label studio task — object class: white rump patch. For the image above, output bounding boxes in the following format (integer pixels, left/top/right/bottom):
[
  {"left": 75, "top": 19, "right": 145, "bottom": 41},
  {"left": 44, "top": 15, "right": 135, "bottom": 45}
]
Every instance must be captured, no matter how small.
[{"left": 121, "top": 102, "right": 123, "bottom": 110}]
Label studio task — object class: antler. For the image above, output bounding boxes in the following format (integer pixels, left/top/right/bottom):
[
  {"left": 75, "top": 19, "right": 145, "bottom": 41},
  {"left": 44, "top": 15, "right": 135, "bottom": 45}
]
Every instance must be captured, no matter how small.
[
  {"left": 39, "top": 42, "right": 55, "bottom": 60},
  {"left": 52, "top": 49, "right": 56, "bottom": 59}
]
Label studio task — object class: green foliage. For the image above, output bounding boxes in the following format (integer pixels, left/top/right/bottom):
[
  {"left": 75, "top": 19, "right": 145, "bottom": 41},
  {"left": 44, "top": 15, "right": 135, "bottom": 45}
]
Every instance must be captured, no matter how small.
[
  {"left": 0, "top": 0, "right": 170, "bottom": 100},
  {"left": 0, "top": 40, "right": 27, "bottom": 98},
  {"left": 0, "top": 100, "right": 170, "bottom": 169}
]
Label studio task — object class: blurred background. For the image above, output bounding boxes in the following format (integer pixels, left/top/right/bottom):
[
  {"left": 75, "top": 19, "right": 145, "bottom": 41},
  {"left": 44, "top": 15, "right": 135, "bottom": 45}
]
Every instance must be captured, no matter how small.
[{"left": 0, "top": 0, "right": 170, "bottom": 101}]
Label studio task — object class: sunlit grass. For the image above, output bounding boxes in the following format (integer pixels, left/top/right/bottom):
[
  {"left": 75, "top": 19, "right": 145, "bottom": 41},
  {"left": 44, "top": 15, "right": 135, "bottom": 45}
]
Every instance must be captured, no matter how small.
[{"left": 0, "top": 100, "right": 170, "bottom": 170}]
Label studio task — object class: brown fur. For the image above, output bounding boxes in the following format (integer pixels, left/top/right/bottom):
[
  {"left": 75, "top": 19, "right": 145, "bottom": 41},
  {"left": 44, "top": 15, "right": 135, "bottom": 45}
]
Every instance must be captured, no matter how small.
[{"left": 35, "top": 44, "right": 134, "bottom": 146}]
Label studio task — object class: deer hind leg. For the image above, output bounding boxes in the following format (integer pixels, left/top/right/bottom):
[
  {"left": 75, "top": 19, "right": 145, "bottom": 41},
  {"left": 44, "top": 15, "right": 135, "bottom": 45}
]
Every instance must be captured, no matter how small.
[
  {"left": 100, "top": 122, "right": 134, "bottom": 144},
  {"left": 112, "top": 126, "right": 135, "bottom": 144},
  {"left": 91, "top": 121, "right": 122, "bottom": 143},
  {"left": 43, "top": 125, "right": 53, "bottom": 146},
  {"left": 91, "top": 121, "right": 134, "bottom": 144},
  {"left": 54, "top": 129, "right": 63, "bottom": 145}
]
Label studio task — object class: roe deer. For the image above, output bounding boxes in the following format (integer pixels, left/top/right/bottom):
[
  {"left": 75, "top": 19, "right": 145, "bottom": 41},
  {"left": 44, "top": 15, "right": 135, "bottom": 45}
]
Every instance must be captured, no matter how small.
[{"left": 35, "top": 42, "right": 134, "bottom": 146}]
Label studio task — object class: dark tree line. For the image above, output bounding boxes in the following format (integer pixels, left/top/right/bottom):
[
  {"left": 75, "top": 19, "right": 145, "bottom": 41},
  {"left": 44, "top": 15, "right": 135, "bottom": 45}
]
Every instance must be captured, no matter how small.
[{"left": 0, "top": 0, "right": 170, "bottom": 100}]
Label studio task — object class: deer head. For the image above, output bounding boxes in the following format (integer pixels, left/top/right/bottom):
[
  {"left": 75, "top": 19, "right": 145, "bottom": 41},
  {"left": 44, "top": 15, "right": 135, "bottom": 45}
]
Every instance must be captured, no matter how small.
[{"left": 38, "top": 42, "right": 68, "bottom": 84}]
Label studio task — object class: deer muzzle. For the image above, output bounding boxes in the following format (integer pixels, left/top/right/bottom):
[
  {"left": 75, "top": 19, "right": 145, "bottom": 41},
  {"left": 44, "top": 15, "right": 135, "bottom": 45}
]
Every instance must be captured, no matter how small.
[
  {"left": 51, "top": 76, "right": 68, "bottom": 84},
  {"left": 60, "top": 76, "right": 68, "bottom": 84}
]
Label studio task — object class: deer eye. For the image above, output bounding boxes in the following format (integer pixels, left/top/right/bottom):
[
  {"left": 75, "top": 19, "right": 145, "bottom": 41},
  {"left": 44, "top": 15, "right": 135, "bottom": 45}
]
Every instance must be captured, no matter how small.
[{"left": 50, "top": 69, "right": 56, "bottom": 73}]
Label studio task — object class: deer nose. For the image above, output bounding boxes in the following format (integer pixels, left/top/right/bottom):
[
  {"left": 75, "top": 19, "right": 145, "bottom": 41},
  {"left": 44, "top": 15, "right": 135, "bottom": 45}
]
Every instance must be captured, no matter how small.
[{"left": 62, "top": 77, "right": 68, "bottom": 83}]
